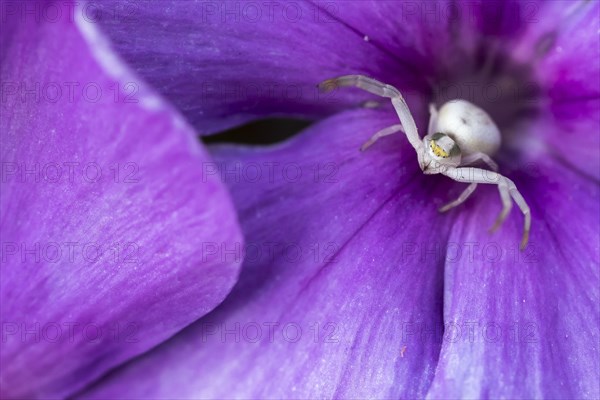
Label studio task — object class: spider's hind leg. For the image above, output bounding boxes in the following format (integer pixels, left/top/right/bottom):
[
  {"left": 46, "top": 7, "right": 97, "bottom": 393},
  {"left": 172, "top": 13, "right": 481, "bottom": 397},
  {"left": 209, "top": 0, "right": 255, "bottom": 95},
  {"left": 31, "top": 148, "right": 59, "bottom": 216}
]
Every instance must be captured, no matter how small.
[
  {"left": 428, "top": 103, "right": 438, "bottom": 136},
  {"left": 461, "top": 152, "right": 499, "bottom": 171}
]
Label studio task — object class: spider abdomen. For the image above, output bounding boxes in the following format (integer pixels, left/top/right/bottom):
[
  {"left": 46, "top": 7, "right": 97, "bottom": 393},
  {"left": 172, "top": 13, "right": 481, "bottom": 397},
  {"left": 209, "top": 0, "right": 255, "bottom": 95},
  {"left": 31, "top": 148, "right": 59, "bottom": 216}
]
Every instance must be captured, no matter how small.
[{"left": 435, "top": 99, "right": 501, "bottom": 156}]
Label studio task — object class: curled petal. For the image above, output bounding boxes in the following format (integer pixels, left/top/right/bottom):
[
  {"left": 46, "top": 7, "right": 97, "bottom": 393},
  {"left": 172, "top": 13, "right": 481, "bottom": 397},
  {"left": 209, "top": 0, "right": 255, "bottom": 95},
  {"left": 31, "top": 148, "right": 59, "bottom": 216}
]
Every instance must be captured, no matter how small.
[{"left": 0, "top": 3, "right": 242, "bottom": 398}]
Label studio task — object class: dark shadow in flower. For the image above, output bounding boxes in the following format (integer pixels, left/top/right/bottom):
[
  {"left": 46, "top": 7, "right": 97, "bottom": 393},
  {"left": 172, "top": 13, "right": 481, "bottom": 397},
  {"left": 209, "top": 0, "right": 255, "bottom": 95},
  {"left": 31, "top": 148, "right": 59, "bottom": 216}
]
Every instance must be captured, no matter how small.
[{"left": 203, "top": 118, "right": 312, "bottom": 145}]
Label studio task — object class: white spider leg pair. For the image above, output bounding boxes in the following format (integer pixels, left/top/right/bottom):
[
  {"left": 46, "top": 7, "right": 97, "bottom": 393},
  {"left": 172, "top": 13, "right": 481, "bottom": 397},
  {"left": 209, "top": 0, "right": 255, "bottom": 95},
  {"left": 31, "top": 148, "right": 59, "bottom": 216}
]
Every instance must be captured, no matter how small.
[
  {"left": 437, "top": 155, "right": 498, "bottom": 213},
  {"left": 319, "top": 74, "right": 531, "bottom": 249},
  {"left": 362, "top": 125, "right": 499, "bottom": 218}
]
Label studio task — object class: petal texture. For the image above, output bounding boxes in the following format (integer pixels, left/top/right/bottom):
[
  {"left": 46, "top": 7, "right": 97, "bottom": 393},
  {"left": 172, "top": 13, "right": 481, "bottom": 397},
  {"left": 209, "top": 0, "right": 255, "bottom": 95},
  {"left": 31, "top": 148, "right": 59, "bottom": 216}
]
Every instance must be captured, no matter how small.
[
  {"left": 81, "top": 107, "right": 460, "bottom": 399},
  {"left": 0, "top": 3, "right": 242, "bottom": 398}
]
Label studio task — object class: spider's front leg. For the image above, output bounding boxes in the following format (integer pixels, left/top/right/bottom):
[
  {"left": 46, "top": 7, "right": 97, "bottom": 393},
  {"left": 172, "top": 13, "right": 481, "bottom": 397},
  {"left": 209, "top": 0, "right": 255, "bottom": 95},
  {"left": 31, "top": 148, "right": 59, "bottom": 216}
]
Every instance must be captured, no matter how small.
[
  {"left": 442, "top": 167, "right": 531, "bottom": 250},
  {"left": 318, "top": 75, "right": 423, "bottom": 151},
  {"left": 319, "top": 75, "right": 401, "bottom": 98},
  {"left": 441, "top": 149, "right": 500, "bottom": 207},
  {"left": 438, "top": 153, "right": 498, "bottom": 211}
]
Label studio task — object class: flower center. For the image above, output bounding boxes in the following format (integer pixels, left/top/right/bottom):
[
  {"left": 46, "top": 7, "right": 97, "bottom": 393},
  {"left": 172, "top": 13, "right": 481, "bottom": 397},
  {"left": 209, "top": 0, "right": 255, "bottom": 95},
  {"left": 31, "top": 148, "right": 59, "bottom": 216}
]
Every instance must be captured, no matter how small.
[{"left": 431, "top": 45, "right": 541, "bottom": 143}]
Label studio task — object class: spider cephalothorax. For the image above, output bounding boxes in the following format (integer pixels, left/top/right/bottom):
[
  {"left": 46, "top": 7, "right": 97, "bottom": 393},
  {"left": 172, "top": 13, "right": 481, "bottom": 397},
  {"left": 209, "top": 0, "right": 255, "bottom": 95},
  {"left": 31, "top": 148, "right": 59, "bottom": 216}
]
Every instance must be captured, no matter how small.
[
  {"left": 319, "top": 75, "right": 530, "bottom": 249},
  {"left": 422, "top": 132, "right": 462, "bottom": 172}
]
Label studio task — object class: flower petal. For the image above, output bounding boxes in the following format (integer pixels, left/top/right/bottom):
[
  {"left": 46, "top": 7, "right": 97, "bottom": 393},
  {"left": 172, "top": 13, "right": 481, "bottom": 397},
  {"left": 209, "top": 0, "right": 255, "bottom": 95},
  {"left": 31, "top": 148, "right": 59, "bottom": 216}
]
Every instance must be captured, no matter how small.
[
  {"left": 536, "top": 2, "right": 600, "bottom": 179},
  {"left": 534, "top": 99, "right": 600, "bottom": 181},
  {"left": 93, "top": 0, "right": 432, "bottom": 134},
  {"left": 426, "top": 159, "right": 600, "bottom": 399},
  {"left": 0, "top": 5, "right": 242, "bottom": 399},
  {"left": 532, "top": 1, "right": 599, "bottom": 102},
  {"left": 512, "top": 1, "right": 600, "bottom": 180},
  {"left": 80, "top": 106, "right": 462, "bottom": 399}
]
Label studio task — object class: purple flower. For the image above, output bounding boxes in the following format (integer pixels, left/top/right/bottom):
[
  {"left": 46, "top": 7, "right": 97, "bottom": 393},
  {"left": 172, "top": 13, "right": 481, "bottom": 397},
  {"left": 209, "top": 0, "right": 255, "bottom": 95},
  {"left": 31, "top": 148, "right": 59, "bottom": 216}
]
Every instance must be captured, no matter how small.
[{"left": 2, "top": 0, "right": 599, "bottom": 399}]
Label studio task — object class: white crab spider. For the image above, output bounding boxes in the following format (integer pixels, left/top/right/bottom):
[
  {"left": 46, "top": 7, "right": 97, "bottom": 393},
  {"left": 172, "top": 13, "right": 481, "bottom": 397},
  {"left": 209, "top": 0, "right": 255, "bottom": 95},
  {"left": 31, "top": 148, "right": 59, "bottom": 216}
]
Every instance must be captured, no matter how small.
[{"left": 319, "top": 75, "right": 531, "bottom": 250}]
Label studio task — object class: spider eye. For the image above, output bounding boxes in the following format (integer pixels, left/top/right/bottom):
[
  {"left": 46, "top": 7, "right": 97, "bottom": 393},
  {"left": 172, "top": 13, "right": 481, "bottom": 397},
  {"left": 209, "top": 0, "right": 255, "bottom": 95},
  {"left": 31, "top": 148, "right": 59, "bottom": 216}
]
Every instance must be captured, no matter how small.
[{"left": 430, "top": 139, "right": 449, "bottom": 158}]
